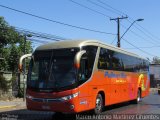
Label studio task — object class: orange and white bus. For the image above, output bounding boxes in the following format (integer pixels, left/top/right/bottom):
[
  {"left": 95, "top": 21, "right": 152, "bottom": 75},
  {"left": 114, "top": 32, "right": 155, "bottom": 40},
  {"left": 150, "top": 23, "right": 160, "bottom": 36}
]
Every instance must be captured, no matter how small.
[{"left": 23, "top": 40, "right": 150, "bottom": 114}]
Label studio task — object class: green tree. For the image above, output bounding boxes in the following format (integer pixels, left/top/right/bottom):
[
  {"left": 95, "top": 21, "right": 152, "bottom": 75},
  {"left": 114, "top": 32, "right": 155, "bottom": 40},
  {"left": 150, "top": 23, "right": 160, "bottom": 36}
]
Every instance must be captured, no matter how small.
[
  {"left": 0, "top": 47, "right": 10, "bottom": 71},
  {"left": 8, "top": 44, "right": 19, "bottom": 75},
  {"left": 8, "top": 40, "right": 32, "bottom": 76},
  {"left": 0, "top": 17, "right": 32, "bottom": 75},
  {"left": 0, "top": 17, "right": 21, "bottom": 47},
  {"left": 0, "top": 16, "right": 32, "bottom": 95}
]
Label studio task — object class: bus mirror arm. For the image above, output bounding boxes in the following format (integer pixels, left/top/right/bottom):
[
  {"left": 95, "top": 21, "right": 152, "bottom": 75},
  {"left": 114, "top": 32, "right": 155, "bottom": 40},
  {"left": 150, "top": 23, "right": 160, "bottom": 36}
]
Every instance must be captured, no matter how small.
[
  {"left": 19, "top": 54, "right": 32, "bottom": 72},
  {"left": 74, "top": 50, "right": 86, "bottom": 69}
]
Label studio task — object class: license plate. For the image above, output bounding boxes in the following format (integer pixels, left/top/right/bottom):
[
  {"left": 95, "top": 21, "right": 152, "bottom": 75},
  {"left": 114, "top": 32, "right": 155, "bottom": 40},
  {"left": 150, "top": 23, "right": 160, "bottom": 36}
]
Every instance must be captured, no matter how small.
[{"left": 42, "top": 105, "right": 50, "bottom": 110}]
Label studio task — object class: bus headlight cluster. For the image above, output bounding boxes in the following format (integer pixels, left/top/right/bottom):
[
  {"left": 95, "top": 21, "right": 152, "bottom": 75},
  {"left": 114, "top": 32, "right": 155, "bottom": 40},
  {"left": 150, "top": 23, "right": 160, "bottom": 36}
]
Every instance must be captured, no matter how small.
[
  {"left": 26, "top": 94, "right": 33, "bottom": 99},
  {"left": 60, "top": 92, "right": 79, "bottom": 101}
]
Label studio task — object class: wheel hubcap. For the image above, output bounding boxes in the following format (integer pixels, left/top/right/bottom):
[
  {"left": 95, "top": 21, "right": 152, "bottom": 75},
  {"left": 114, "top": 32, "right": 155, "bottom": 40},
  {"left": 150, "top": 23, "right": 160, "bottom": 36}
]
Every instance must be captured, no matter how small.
[
  {"left": 96, "top": 98, "right": 102, "bottom": 111},
  {"left": 137, "top": 91, "right": 141, "bottom": 102}
]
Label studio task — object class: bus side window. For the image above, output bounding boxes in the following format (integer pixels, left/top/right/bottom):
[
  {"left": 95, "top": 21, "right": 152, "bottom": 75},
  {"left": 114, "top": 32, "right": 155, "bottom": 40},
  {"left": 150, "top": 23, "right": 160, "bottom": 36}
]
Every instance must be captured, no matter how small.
[
  {"left": 78, "top": 55, "right": 89, "bottom": 84},
  {"left": 98, "top": 48, "right": 111, "bottom": 70},
  {"left": 82, "top": 46, "right": 98, "bottom": 79},
  {"left": 98, "top": 57, "right": 107, "bottom": 69},
  {"left": 98, "top": 57, "right": 103, "bottom": 69}
]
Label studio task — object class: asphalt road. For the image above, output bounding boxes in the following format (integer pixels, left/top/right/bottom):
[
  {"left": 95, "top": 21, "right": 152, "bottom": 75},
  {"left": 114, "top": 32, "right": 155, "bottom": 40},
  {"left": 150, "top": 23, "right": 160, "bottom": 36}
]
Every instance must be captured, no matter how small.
[{"left": 0, "top": 91, "right": 160, "bottom": 120}]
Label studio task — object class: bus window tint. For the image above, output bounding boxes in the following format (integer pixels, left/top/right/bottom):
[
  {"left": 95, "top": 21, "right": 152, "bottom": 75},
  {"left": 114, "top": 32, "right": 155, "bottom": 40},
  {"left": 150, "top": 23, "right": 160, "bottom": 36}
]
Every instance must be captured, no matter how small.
[
  {"left": 111, "top": 52, "right": 124, "bottom": 70},
  {"left": 78, "top": 46, "right": 97, "bottom": 83},
  {"left": 98, "top": 47, "right": 149, "bottom": 72},
  {"left": 98, "top": 48, "right": 110, "bottom": 70},
  {"left": 142, "top": 60, "right": 148, "bottom": 72},
  {"left": 78, "top": 54, "right": 88, "bottom": 82},
  {"left": 30, "top": 60, "right": 39, "bottom": 81},
  {"left": 27, "top": 48, "right": 79, "bottom": 91},
  {"left": 98, "top": 48, "right": 123, "bottom": 70}
]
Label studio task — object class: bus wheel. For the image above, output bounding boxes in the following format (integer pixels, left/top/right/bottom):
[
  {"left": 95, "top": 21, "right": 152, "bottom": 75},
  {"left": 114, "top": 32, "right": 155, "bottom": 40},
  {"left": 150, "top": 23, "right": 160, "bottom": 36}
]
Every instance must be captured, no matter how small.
[
  {"left": 94, "top": 94, "right": 103, "bottom": 114},
  {"left": 132, "top": 89, "right": 141, "bottom": 104},
  {"left": 137, "top": 89, "right": 141, "bottom": 103}
]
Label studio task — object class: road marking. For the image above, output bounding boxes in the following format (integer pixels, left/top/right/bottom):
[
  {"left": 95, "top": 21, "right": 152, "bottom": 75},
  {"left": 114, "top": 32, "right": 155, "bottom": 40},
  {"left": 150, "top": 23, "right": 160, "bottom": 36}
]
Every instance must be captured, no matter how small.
[{"left": 0, "top": 105, "right": 16, "bottom": 109}]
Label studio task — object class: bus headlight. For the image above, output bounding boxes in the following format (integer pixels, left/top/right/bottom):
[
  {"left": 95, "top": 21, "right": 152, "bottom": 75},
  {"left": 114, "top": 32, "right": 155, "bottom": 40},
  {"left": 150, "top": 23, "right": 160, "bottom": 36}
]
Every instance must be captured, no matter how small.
[
  {"left": 26, "top": 94, "right": 33, "bottom": 99},
  {"left": 60, "top": 92, "right": 79, "bottom": 101}
]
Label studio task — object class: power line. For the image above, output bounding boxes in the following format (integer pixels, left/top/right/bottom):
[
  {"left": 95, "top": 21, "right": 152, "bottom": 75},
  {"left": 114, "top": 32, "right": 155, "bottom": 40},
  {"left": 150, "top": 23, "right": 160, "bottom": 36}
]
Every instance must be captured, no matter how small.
[
  {"left": 86, "top": 0, "right": 121, "bottom": 16},
  {"left": 126, "top": 17, "right": 160, "bottom": 44},
  {"left": 0, "top": 4, "right": 115, "bottom": 36},
  {"left": 97, "top": 0, "right": 127, "bottom": 16},
  {"left": 70, "top": 0, "right": 160, "bottom": 58},
  {"left": 0, "top": 26, "right": 66, "bottom": 41},
  {"left": 136, "top": 22, "right": 160, "bottom": 42},
  {"left": 127, "top": 19, "right": 160, "bottom": 44},
  {"left": 122, "top": 38, "right": 159, "bottom": 57},
  {"left": 29, "top": 38, "right": 51, "bottom": 44},
  {"left": 15, "top": 27, "right": 62, "bottom": 41},
  {"left": 95, "top": 0, "right": 160, "bottom": 45},
  {"left": 111, "top": 35, "right": 117, "bottom": 45},
  {"left": 124, "top": 45, "right": 160, "bottom": 49},
  {"left": 83, "top": 0, "right": 159, "bottom": 47},
  {"left": 69, "top": 0, "right": 111, "bottom": 18},
  {"left": 16, "top": 27, "right": 67, "bottom": 40},
  {"left": 120, "top": 24, "right": 157, "bottom": 45},
  {"left": 69, "top": 0, "right": 159, "bottom": 47}
]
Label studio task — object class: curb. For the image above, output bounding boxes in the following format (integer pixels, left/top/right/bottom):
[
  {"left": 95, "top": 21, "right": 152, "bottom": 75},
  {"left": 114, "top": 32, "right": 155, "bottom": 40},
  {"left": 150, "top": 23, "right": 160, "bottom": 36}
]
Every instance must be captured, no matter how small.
[{"left": 0, "top": 105, "right": 16, "bottom": 109}]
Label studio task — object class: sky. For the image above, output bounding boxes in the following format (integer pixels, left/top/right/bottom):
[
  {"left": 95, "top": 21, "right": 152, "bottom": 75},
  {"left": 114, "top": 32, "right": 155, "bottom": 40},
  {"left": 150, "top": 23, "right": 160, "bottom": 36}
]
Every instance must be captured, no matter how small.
[{"left": 0, "top": 0, "right": 160, "bottom": 61}]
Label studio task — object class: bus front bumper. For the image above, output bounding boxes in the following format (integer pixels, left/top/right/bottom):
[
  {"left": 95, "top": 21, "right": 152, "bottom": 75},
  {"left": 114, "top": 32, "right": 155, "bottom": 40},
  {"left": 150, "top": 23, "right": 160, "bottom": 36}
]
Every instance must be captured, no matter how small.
[{"left": 26, "top": 97, "right": 79, "bottom": 113}]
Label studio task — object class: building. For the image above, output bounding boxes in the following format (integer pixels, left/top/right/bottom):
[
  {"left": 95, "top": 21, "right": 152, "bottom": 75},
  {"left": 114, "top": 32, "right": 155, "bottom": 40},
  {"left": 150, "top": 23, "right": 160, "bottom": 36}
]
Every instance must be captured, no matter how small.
[{"left": 150, "top": 64, "right": 160, "bottom": 87}]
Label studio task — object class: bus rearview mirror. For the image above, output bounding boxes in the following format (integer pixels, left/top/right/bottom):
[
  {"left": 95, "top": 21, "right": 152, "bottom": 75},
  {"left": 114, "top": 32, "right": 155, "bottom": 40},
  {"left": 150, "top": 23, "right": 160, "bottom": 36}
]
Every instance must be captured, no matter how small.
[
  {"left": 19, "top": 54, "right": 32, "bottom": 72},
  {"left": 74, "top": 50, "right": 86, "bottom": 69}
]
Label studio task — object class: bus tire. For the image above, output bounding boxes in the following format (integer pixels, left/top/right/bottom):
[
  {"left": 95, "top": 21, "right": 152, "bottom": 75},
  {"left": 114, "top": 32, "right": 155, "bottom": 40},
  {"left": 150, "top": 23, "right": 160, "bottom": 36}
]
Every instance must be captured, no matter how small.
[
  {"left": 94, "top": 94, "right": 104, "bottom": 114},
  {"left": 132, "top": 89, "right": 141, "bottom": 104}
]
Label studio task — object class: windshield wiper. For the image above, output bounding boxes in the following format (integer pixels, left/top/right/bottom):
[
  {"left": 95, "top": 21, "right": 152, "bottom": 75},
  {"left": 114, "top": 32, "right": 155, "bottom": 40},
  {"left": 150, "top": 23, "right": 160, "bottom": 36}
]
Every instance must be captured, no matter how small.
[{"left": 47, "top": 51, "right": 57, "bottom": 88}]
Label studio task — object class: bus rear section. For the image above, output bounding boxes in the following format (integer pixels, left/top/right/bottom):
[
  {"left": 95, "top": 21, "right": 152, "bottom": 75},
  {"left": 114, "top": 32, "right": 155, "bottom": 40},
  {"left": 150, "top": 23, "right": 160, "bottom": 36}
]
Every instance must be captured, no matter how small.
[{"left": 94, "top": 47, "right": 150, "bottom": 105}]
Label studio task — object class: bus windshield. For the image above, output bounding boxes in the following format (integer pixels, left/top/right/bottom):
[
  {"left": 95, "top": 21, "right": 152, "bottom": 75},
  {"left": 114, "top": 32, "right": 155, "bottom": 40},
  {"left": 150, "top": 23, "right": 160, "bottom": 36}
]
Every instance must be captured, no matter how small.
[{"left": 27, "top": 48, "right": 79, "bottom": 91}]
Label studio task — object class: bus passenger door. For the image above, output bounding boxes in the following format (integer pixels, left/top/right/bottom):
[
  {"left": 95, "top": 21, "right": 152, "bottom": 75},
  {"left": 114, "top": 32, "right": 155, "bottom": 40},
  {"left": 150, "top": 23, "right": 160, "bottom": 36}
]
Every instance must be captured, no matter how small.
[{"left": 78, "top": 55, "right": 91, "bottom": 111}]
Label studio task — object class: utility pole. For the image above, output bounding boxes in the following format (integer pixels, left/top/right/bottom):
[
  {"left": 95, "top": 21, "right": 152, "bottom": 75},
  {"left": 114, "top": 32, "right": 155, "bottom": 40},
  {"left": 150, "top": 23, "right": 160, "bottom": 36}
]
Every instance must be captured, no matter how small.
[
  {"left": 22, "top": 34, "right": 32, "bottom": 101},
  {"left": 23, "top": 35, "right": 26, "bottom": 73},
  {"left": 23, "top": 35, "right": 26, "bottom": 101},
  {"left": 110, "top": 16, "right": 128, "bottom": 47}
]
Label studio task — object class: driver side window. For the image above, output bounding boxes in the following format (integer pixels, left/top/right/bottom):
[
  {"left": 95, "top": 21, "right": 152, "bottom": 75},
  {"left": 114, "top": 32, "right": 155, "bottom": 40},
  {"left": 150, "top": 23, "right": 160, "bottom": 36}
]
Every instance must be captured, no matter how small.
[
  {"left": 78, "top": 46, "right": 98, "bottom": 85},
  {"left": 78, "top": 54, "right": 88, "bottom": 83}
]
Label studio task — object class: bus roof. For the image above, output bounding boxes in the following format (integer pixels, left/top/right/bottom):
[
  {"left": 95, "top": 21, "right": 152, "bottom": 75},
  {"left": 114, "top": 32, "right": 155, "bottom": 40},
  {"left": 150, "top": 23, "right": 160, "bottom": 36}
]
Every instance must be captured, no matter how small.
[{"left": 35, "top": 39, "right": 145, "bottom": 60}]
